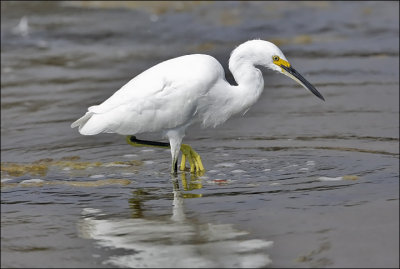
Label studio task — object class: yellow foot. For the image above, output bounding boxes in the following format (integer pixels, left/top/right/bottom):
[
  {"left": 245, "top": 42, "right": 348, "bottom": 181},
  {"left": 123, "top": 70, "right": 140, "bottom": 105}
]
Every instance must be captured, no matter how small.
[{"left": 180, "top": 144, "right": 205, "bottom": 173}]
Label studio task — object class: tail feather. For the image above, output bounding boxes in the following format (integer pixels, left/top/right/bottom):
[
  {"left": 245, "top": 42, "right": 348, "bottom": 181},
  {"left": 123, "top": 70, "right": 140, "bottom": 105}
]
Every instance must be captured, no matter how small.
[
  {"left": 71, "top": 112, "right": 94, "bottom": 131},
  {"left": 72, "top": 111, "right": 114, "bottom": 135}
]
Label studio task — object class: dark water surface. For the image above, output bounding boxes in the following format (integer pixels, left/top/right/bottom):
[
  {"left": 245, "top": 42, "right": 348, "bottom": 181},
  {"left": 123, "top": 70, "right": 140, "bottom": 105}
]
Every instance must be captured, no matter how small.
[{"left": 1, "top": 1, "right": 399, "bottom": 268}]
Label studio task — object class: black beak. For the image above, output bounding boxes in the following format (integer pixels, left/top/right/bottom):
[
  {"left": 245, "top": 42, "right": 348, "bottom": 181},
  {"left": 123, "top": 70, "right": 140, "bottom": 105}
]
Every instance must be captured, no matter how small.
[{"left": 280, "top": 65, "right": 325, "bottom": 101}]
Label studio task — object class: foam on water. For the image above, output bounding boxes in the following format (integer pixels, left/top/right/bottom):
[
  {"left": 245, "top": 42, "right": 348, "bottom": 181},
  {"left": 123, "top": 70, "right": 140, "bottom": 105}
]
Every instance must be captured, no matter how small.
[
  {"left": 89, "top": 174, "right": 105, "bottom": 179},
  {"left": 306, "top": 161, "right": 316, "bottom": 166},
  {"left": 122, "top": 154, "right": 138, "bottom": 158},
  {"left": 20, "top": 178, "right": 44, "bottom": 184},
  {"left": 215, "top": 162, "right": 236, "bottom": 168},
  {"left": 140, "top": 149, "right": 155, "bottom": 153},
  {"left": 231, "top": 169, "right": 246, "bottom": 174}
]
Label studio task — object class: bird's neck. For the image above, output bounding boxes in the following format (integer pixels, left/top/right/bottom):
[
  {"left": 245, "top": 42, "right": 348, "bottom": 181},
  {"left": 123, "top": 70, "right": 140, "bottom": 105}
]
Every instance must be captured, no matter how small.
[
  {"left": 198, "top": 53, "right": 265, "bottom": 128},
  {"left": 228, "top": 55, "right": 264, "bottom": 112}
]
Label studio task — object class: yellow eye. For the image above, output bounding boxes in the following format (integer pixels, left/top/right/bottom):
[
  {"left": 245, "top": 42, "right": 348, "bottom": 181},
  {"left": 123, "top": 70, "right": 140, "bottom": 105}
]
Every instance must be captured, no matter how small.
[{"left": 272, "top": 55, "right": 280, "bottom": 61}]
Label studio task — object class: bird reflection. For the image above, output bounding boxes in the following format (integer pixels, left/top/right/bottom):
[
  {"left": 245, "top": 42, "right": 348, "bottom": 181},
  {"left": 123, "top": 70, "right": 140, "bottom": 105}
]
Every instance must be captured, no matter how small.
[
  {"left": 128, "top": 189, "right": 150, "bottom": 219},
  {"left": 78, "top": 172, "right": 273, "bottom": 268},
  {"left": 171, "top": 176, "right": 185, "bottom": 222},
  {"left": 178, "top": 172, "right": 203, "bottom": 197},
  {"left": 128, "top": 172, "right": 202, "bottom": 219}
]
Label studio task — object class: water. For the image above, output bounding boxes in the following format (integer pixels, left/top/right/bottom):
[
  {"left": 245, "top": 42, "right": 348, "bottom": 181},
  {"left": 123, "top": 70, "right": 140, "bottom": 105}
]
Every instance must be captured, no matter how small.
[{"left": 1, "top": 1, "right": 399, "bottom": 268}]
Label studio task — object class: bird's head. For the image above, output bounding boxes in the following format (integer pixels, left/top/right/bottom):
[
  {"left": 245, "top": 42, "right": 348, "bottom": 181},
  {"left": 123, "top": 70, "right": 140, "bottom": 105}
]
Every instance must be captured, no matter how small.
[{"left": 235, "top": 40, "right": 325, "bottom": 101}]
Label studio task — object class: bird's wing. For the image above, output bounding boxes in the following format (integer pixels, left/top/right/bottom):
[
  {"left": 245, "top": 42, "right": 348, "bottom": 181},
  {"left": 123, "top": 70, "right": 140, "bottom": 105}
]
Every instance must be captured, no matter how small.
[
  {"left": 88, "top": 68, "right": 166, "bottom": 115},
  {"left": 73, "top": 54, "right": 223, "bottom": 135},
  {"left": 75, "top": 73, "right": 203, "bottom": 135},
  {"left": 71, "top": 68, "right": 167, "bottom": 134}
]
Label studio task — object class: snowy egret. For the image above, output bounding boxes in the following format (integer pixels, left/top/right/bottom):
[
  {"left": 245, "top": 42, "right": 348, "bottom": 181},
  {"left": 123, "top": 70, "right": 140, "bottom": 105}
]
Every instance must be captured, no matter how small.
[{"left": 71, "top": 39, "right": 324, "bottom": 174}]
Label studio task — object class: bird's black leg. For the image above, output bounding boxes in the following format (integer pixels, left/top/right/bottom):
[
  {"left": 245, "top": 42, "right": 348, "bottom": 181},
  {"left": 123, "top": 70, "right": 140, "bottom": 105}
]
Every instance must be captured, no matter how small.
[
  {"left": 126, "top": 135, "right": 170, "bottom": 148},
  {"left": 127, "top": 135, "right": 178, "bottom": 174}
]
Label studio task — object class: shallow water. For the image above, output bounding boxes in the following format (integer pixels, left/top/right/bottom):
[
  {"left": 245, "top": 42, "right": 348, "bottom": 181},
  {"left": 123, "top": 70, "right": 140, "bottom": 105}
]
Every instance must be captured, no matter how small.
[{"left": 1, "top": 1, "right": 399, "bottom": 268}]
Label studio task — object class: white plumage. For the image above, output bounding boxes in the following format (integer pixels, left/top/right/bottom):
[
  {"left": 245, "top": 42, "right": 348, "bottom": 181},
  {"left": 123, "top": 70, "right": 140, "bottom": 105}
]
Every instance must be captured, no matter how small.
[{"left": 72, "top": 39, "right": 324, "bottom": 173}]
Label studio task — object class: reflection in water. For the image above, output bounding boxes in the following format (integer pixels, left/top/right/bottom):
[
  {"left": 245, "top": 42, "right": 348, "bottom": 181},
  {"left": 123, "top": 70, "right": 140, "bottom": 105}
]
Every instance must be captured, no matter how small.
[
  {"left": 78, "top": 175, "right": 273, "bottom": 268},
  {"left": 180, "top": 172, "right": 203, "bottom": 198}
]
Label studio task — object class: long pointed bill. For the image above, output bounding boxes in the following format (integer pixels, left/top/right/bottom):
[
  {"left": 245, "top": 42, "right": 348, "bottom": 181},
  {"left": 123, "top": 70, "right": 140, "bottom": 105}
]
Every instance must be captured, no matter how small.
[{"left": 280, "top": 65, "right": 325, "bottom": 101}]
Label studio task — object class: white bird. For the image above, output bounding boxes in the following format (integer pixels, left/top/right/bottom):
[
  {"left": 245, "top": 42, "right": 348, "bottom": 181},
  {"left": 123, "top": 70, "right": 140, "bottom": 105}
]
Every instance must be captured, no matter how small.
[{"left": 71, "top": 39, "right": 324, "bottom": 174}]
